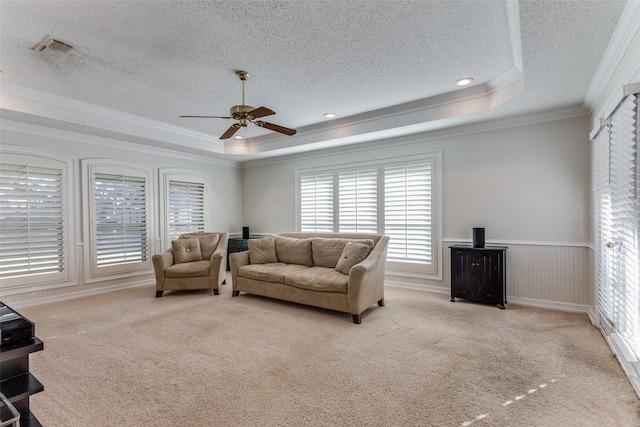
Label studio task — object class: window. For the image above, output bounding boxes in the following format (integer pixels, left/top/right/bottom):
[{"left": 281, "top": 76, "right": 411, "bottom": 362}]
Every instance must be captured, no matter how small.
[
  {"left": 297, "top": 155, "right": 440, "bottom": 274},
  {"left": 167, "top": 177, "right": 206, "bottom": 242},
  {"left": 87, "top": 163, "right": 151, "bottom": 276},
  {"left": 384, "top": 161, "right": 433, "bottom": 266},
  {"left": 595, "top": 92, "right": 640, "bottom": 359},
  {"left": 0, "top": 153, "right": 70, "bottom": 287}
]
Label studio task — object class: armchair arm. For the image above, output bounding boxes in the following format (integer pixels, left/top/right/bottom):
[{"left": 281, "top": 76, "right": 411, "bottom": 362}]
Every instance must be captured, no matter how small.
[
  {"left": 152, "top": 249, "right": 174, "bottom": 289},
  {"left": 229, "top": 250, "right": 250, "bottom": 290},
  {"left": 347, "top": 236, "right": 389, "bottom": 314}
]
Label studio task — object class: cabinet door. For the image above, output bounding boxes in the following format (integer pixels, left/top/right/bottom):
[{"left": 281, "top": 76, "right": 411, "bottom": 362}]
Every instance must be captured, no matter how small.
[
  {"left": 452, "top": 250, "right": 480, "bottom": 299},
  {"left": 478, "top": 251, "right": 502, "bottom": 302}
]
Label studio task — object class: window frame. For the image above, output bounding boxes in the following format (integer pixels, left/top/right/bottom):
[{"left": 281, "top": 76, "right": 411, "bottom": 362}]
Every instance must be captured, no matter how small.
[
  {"left": 83, "top": 160, "right": 154, "bottom": 279},
  {"left": 158, "top": 169, "right": 209, "bottom": 250},
  {"left": 295, "top": 152, "right": 442, "bottom": 277},
  {"left": 0, "top": 148, "right": 75, "bottom": 291}
]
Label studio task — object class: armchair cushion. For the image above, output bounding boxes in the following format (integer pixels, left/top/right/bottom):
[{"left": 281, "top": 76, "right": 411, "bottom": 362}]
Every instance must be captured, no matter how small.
[
  {"left": 335, "top": 242, "right": 370, "bottom": 275},
  {"left": 172, "top": 238, "right": 202, "bottom": 263},
  {"left": 179, "top": 233, "right": 220, "bottom": 260},
  {"left": 248, "top": 237, "right": 278, "bottom": 264}
]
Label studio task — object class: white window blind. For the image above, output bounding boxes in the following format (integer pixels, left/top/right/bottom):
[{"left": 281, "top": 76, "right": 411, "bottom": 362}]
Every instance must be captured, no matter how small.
[
  {"left": 0, "top": 163, "right": 64, "bottom": 279},
  {"left": 595, "top": 93, "right": 640, "bottom": 358},
  {"left": 338, "top": 168, "right": 378, "bottom": 233},
  {"left": 168, "top": 179, "right": 205, "bottom": 241},
  {"left": 93, "top": 172, "right": 148, "bottom": 268},
  {"left": 300, "top": 172, "right": 334, "bottom": 232},
  {"left": 384, "top": 161, "right": 433, "bottom": 267}
]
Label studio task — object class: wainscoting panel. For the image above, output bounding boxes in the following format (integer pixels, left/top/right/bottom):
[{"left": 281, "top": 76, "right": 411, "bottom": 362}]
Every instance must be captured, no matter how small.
[{"left": 386, "top": 240, "right": 590, "bottom": 312}]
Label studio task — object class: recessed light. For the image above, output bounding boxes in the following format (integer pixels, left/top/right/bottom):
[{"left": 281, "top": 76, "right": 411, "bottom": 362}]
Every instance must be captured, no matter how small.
[
  {"left": 234, "top": 135, "right": 243, "bottom": 139},
  {"left": 456, "top": 78, "right": 473, "bottom": 86},
  {"left": 324, "top": 113, "right": 336, "bottom": 118}
]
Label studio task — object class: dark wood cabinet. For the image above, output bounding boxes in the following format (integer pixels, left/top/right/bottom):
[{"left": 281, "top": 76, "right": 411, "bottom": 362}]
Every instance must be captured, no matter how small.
[{"left": 450, "top": 245, "right": 507, "bottom": 309}]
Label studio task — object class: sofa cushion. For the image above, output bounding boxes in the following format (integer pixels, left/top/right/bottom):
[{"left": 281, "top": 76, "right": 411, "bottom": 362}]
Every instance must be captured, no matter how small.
[
  {"left": 165, "top": 260, "right": 210, "bottom": 277},
  {"left": 311, "top": 238, "right": 375, "bottom": 268},
  {"left": 239, "top": 263, "right": 310, "bottom": 283},
  {"left": 248, "top": 237, "right": 278, "bottom": 264},
  {"left": 285, "top": 267, "right": 349, "bottom": 293},
  {"left": 275, "top": 236, "right": 314, "bottom": 266},
  {"left": 172, "top": 238, "right": 203, "bottom": 263},
  {"left": 335, "top": 242, "right": 370, "bottom": 275},
  {"left": 180, "top": 233, "right": 220, "bottom": 260}
]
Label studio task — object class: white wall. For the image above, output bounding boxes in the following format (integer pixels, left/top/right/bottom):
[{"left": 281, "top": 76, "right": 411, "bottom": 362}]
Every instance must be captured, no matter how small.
[
  {"left": 243, "top": 116, "right": 591, "bottom": 243},
  {"left": 0, "top": 123, "right": 243, "bottom": 305},
  {"left": 241, "top": 115, "right": 592, "bottom": 311}
]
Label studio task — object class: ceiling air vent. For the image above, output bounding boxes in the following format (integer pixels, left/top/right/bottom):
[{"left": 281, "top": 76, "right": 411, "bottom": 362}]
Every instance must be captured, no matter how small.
[{"left": 33, "top": 36, "right": 74, "bottom": 56}]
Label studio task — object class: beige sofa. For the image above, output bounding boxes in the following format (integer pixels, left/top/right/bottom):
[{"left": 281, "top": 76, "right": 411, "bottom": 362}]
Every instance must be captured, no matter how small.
[
  {"left": 152, "top": 232, "right": 229, "bottom": 297},
  {"left": 229, "top": 232, "right": 389, "bottom": 324}
]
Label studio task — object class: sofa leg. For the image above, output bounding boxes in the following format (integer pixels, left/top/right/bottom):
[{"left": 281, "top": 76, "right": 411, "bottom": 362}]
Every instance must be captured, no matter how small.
[
  {"left": 222, "top": 279, "right": 226, "bottom": 285},
  {"left": 232, "top": 290, "right": 240, "bottom": 297},
  {"left": 213, "top": 288, "right": 219, "bottom": 296},
  {"left": 352, "top": 314, "right": 361, "bottom": 324},
  {"left": 155, "top": 291, "right": 163, "bottom": 298},
  {"left": 377, "top": 299, "right": 385, "bottom": 307}
]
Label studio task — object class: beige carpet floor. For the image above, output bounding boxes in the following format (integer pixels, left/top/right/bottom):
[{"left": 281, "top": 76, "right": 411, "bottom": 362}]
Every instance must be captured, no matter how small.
[{"left": 18, "top": 277, "right": 640, "bottom": 426}]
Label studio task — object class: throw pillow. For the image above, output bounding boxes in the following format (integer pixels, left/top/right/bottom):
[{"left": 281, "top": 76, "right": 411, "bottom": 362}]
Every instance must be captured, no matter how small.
[
  {"left": 172, "top": 238, "right": 203, "bottom": 264},
  {"left": 248, "top": 237, "right": 278, "bottom": 264},
  {"left": 275, "top": 236, "right": 314, "bottom": 266},
  {"left": 180, "top": 233, "right": 220, "bottom": 260},
  {"left": 312, "top": 238, "right": 375, "bottom": 268},
  {"left": 335, "top": 242, "right": 370, "bottom": 275}
]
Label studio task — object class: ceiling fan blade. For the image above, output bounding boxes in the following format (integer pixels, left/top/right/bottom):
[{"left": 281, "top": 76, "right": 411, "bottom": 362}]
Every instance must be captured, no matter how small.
[
  {"left": 179, "top": 115, "right": 232, "bottom": 119},
  {"left": 220, "top": 123, "right": 241, "bottom": 139},
  {"left": 255, "top": 121, "right": 297, "bottom": 136},
  {"left": 248, "top": 106, "right": 275, "bottom": 119}
]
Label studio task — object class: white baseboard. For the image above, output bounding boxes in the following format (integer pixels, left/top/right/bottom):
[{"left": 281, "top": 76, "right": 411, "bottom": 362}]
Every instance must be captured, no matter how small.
[{"left": 8, "top": 279, "right": 154, "bottom": 309}]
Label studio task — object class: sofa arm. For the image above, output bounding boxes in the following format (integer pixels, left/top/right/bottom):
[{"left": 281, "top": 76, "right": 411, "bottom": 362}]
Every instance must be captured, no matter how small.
[
  {"left": 152, "top": 249, "right": 174, "bottom": 289},
  {"left": 347, "top": 236, "right": 389, "bottom": 315},
  {"left": 229, "top": 250, "right": 250, "bottom": 291},
  {"left": 209, "top": 233, "right": 229, "bottom": 287}
]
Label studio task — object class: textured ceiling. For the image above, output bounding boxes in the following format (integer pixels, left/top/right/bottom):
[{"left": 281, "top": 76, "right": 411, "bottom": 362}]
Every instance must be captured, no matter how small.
[{"left": 0, "top": 0, "right": 629, "bottom": 161}]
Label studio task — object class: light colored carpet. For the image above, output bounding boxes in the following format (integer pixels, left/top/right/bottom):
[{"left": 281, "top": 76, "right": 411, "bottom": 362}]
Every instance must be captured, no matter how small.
[{"left": 19, "top": 276, "right": 640, "bottom": 426}]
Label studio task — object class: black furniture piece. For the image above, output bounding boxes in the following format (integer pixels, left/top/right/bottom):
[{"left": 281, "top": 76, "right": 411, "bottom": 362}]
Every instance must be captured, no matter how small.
[
  {"left": 0, "top": 304, "right": 43, "bottom": 427},
  {"left": 450, "top": 245, "right": 507, "bottom": 309},
  {"left": 227, "top": 236, "right": 250, "bottom": 270}
]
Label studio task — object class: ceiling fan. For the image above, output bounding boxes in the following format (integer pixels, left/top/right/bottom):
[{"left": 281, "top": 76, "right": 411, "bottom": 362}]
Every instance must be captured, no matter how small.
[{"left": 179, "top": 71, "right": 297, "bottom": 140}]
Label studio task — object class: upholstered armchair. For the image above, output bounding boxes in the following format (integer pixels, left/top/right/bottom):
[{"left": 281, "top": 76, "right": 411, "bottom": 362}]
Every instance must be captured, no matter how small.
[{"left": 152, "top": 232, "right": 229, "bottom": 297}]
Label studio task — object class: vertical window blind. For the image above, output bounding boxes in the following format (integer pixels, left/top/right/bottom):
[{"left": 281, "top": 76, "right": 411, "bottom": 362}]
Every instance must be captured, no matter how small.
[
  {"left": 384, "top": 162, "right": 433, "bottom": 265},
  {"left": 338, "top": 168, "right": 378, "bottom": 233},
  {"left": 0, "top": 163, "right": 64, "bottom": 279},
  {"left": 94, "top": 173, "right": 148, "bottom": 267},
  {"left": 168, "top": 179, "right": 205, "bottom": 241},
  {"left": 595, "top": 92, "right": 640, "bottom": 358},
  {"left": 300, "top": 172, "right": 334, "bottom": 232}
]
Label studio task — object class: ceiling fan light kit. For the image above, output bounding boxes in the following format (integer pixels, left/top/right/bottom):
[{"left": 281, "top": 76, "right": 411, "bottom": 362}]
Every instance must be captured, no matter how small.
[{"left": 179, "top": 70, "right": 297, "bottom": 140}]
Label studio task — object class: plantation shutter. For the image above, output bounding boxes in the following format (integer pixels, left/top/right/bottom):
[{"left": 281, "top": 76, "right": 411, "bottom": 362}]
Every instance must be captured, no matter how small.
[
  {"left": 94, "top": 173, "right": 148, "bottom": 267},
  {"left": 384, "top": 161, "right": 433, "bottom": 266},
  {"left": 595, "top": 92, "right": 640, "bottom": 357},
  {"left": 0, "top": 163, "right": 64, "bottom": 278},
  {"left": 168, "top": 179, "right": 205, "bottom": 241},
  {"left": 338, "top": 168, "right": 378, "bottom": 233},
  {"left": 300, "top": 173, "right": 334, "bottom": 232}
]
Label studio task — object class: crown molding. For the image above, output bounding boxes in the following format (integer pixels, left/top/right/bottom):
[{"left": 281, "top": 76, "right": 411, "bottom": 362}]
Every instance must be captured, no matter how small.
[
  {"left": 584, "top": 0, "right": 640, "bottom": 111},
  {"left": 0, "top": 119, "right": 239, "bottom": 167},
  {"left": 0, "top": 82, "right": 225, "bottom": 154},
  {"left": 506, "top": 0, "right": 523, "bottom": 70}
]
